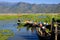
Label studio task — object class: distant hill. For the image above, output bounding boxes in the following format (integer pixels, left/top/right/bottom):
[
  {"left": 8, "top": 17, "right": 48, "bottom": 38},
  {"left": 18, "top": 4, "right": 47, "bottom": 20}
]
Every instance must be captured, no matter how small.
[{"left": 0, "top": 2, "right": 60, "bottom": 13}]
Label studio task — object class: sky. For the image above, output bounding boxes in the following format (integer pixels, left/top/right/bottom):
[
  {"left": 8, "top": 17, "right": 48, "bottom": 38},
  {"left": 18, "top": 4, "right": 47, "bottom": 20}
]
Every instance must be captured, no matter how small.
[{"left": 0, "top": 0, "right": 60, "bottom": 4}]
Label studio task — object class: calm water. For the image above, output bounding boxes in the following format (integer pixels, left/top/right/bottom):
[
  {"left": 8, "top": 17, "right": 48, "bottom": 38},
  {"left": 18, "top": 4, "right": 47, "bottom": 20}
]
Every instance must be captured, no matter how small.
[{"left": 0, "top": 19, "right": 39, "bottom": 40}]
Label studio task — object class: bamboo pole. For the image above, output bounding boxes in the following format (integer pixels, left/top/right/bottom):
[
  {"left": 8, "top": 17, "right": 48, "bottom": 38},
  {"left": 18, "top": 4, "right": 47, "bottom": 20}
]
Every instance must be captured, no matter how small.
[{"left": 55, "top": 22, "right": 57, "bottom": 40}]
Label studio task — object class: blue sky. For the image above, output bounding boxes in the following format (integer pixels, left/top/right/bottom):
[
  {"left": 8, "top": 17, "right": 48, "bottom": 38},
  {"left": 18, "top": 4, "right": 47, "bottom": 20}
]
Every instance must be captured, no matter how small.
[{"left": 0, "top": 0, "right": 60, "bottom": 4}]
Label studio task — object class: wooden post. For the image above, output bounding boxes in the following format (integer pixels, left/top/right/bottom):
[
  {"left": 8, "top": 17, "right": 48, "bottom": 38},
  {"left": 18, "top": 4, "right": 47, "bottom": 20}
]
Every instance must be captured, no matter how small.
[
  {"left": 55, "top": 22, "right": 57, "bottom": 40},
  {"left": 51, "top": 19, "right": 52, "bottom": 31}
]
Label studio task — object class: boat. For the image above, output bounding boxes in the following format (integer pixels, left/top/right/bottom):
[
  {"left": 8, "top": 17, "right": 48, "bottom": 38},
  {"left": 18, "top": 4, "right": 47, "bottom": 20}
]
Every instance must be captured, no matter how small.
[
  {"left": 36, "top": 27, "right": 51, "bottom": 40},
  {"left": 36, "top": 18, "right": 60, "bottom": 40}
]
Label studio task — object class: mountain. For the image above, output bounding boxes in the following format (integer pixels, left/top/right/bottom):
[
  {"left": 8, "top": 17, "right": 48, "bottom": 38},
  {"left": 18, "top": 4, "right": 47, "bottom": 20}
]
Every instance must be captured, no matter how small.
[{"left": 0, "top": 2, "right": 60, "bottom": 13}]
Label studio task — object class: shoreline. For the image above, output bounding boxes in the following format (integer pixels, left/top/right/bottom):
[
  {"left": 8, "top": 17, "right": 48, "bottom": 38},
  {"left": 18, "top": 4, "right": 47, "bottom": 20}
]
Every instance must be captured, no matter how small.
[{"left": 0, "top": 13, "right": 60, "bottom": 15}]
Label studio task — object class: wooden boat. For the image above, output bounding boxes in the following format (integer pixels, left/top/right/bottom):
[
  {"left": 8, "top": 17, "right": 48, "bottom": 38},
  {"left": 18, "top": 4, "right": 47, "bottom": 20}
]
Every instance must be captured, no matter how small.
[{"left": 36, "top": 27, "right": 51, "bottom": 40}]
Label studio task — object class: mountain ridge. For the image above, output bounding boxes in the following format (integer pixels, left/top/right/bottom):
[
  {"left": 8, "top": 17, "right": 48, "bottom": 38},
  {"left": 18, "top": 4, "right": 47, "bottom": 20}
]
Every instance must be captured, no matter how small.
[{"left": 0, "top": 2, "right": 60, "bottom": 13}]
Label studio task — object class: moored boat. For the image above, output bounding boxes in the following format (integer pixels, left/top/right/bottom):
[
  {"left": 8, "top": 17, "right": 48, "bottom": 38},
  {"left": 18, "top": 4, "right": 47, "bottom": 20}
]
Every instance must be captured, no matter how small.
[{"left": 36, "top": 27, "right": 51, "bottom": 40}]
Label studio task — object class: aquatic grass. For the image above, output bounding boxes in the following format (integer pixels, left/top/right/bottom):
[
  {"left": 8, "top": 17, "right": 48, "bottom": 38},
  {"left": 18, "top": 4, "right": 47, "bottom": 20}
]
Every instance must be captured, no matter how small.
[
  {"left": 0, "top": 30, "right": 14, "bottom": 40},
  {"left": 19, "top": 14, "right": 60, "bottom": 23},
  {"left": 0, "top": 15, "right": 18, "bottom": 20},
  {"left": 0, "top": 14, "right": 60, "bottom": 23}
]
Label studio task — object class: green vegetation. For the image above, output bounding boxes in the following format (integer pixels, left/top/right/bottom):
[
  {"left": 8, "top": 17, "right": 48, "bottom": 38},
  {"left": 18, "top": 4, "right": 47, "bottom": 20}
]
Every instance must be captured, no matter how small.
[
  {"left": 19, "top": 14, "right": 60, "bottom": 23},
  {"left": 0, "top": 14, "right": 60, "bottom": 23},
  {"left": 0, "top": 15, "right": 18, "bottom": 20},
  {"left": 17, "top": 23, "right": 24, "bottom": 30},
  {"left": 0, "top": 30, "right": 14, "bottom": 40}
]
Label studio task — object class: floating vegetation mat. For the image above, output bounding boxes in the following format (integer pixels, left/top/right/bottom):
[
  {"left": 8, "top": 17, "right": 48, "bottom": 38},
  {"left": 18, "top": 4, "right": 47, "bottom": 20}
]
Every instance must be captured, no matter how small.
[{"left": 0, "top": 29, "right": 14, "bottom": 40}]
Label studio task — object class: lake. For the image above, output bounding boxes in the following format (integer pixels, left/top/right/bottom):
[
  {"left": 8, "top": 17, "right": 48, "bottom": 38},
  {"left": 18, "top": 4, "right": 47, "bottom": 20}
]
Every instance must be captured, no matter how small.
[{"left": 0, "top": 19, "right": 39, "bottom": 40}]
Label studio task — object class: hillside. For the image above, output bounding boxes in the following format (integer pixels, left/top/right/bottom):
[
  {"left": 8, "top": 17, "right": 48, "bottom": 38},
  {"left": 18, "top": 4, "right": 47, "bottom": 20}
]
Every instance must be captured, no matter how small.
[{"left": 0, "top": 2, "right": 60, "bottom": 13}]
